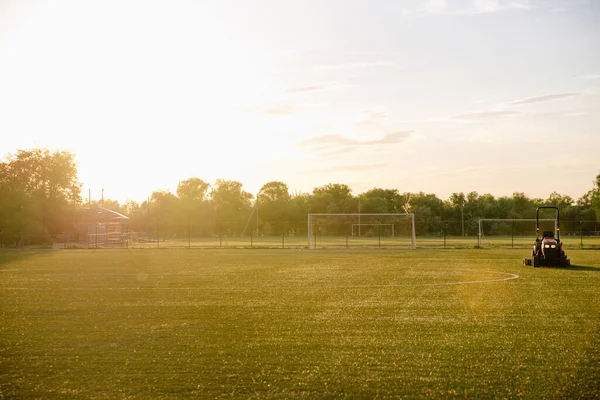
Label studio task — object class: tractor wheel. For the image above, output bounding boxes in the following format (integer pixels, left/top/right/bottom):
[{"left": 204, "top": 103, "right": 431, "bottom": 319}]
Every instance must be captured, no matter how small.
[{"left": 532, "top": 256, "right": 540, "bottom": 268}]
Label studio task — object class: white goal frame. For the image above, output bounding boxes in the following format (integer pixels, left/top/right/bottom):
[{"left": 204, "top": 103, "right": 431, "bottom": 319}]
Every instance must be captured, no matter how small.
[
  {"left": 478, "top": 218, "right": 557, "bottom": 247},
  {"left": 352, "top": 223, "right": 394, "bottom": 237},
  {"left": 308, "top": 213, "right": 415, "bottom": 249}
]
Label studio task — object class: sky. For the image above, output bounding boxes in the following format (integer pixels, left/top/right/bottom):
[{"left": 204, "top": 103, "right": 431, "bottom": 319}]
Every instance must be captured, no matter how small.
[{"left": 0, "top": 0, "right": 599, "bottom": 204}]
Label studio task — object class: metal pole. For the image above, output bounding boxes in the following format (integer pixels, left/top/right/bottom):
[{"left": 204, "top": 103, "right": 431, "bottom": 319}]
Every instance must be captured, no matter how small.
[
  {"left": 378, "top": 221, "right": 381, "bottom": 248},
  {"left": 307, "top": 214, "right": 311, "bottom": 249},
  {"left": 511, "top": 221, "right": 514, "bottom": 249},
  {"left": 411, "top": 214, "right": 416, "bottom": 250},
  {"left": 440, "top": 200, "right": 445, "bottom": 249},
  {"left": 346, "top": 222, "right": 348, "bottom": 249},
  {"left": 358, "top": 198, "right": 361, "bottom": 237},
  {"left": 580, "top": 220, "right": 583, "bottom": 248},
  {"left": 442, "top": 222, "right": 446, "bottom": 248}
]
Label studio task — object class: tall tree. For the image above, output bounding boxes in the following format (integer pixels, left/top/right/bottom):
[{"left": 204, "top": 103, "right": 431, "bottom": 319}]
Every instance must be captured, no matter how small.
[
  {"left": 210, "top": 179, "right": 252, "bottom": 233},
  {"left": 258, "top": 181, "right": 291, "bottom": 234},
  {"left": 0, "top": 149, "right": 81, "bottom": 240},
  {"left": 177, "top": 177, "right": 210, "bottom": 201},
  {"left": 545, "top": 192, "right": 574, "bottom": 208},
  {"left": 450, "top": 192, "right": 466, "bottom": 236},
  {"left": 177, "top": 177, "right": 213, "bottom": 236},
  {"left": 358, "top": 188, "right": 405, "bottom": 214},
  {"left": 311, "top": 183, "right": 356, "bottom": 214}
]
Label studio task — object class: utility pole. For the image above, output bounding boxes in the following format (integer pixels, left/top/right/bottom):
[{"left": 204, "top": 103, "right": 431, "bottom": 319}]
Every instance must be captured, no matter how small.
[
  {"left": 461, "top": 206, "right": 465, "bottom": 237},
  {"left": 358, "top": 198, "right": 361, "bottom": 237}
]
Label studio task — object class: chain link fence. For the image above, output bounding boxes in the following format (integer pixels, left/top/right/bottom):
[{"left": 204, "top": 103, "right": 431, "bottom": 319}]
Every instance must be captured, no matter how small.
[{"left": 2, "top": 219, "right": 599, "bottom": 250}]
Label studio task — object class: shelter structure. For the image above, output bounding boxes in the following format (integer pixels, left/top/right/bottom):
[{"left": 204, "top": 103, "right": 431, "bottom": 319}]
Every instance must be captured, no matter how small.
[{"left": 75, "top": 207, "right": 129, "bottom": 246}]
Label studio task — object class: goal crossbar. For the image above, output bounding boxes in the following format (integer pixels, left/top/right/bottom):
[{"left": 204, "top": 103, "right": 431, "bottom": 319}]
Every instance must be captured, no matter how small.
[{"left": 308, "top": 213, "right": 415, "bottom": 249}]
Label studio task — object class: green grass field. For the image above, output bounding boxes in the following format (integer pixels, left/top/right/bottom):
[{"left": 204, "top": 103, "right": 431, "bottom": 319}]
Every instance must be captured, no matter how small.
[{"left": 1, "top": 249, "right": 599, "bottom": 398}]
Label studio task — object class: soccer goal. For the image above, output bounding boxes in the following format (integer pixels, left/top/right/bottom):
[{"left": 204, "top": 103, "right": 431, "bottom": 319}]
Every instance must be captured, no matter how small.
[
  {"left": 478, "top": 218, "right": 557, "bottom": 248},
  {"left": 307, "top": 213, "right": 416, "bottom": 249}
]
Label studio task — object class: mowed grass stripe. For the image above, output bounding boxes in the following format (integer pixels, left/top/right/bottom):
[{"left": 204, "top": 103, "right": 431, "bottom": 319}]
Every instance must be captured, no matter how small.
[{"left": 0, "top": 249, "right": 599, "bottom": 398}]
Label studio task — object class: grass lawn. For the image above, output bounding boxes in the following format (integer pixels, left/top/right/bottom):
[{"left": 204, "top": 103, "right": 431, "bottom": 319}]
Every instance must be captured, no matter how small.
[{"left": 1, "top": 248, "right": 599, "bottom": 398}]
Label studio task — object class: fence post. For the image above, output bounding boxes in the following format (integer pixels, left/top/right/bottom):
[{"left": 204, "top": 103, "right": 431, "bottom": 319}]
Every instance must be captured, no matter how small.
[
  {"left": 346, "top": 222, "right": 349, "bottom": 249},
  {"left": 378, "top": 222, "right": 381, "bottom": 248},
  {"left": 443, "top": 222, "right": 446, "bottom": 249},
  {"left": 580, "top": 220, "right": 583, "bottom": 248},
  {"left": 511, "top": 221, "right": 514, "bottom": 249},
  {"left": 250, "top": 220, "right": 253, "bottom": 248}
]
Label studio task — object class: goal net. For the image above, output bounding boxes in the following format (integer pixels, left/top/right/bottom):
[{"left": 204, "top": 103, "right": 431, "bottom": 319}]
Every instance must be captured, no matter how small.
[
  {"left": 307, "top": 213, "right": 416, "bottom": 249},
  {"left": 352, "top": 223, "right": 394, "bottom": 237},
  {"left": 478, "top": 218, "right": 557, "bottom": 248}
]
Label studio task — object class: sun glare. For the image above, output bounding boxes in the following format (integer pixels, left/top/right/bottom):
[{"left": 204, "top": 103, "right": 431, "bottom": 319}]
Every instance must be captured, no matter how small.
[{"left": 1, "top": 0, "right": 293, "bottom": 202}]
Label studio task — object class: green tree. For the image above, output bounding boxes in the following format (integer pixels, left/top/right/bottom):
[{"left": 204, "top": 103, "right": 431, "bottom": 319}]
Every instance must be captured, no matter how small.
[
  {"left": 177, "top": 177, "right": 210, "bottom": 201},
  {"left": 449, "top": 192, "right": 466, "bottom": 236},
  {"left": 150, "top": 190, "right": 180, "bottom": 238},
  {"left": 358, "top": 188, "right": 405, "bottom": 214},
  {"left": 545, "top": 192, "right": 574, "bottom": 208},
  {"left": 310, "top": 183, "right": 356, "bottom": 214},
  {"left": 0, "top": 149, "right": 81, "bottom": 243},
  {"left": 176, "top": 178, "right": 213, "bottom": 236},
  {"left": 258, "top": 181, "right": 291, "bottom": 235},
  {"left": 210, "top": 179, "right": 252, "bottom": 234},
  {"left": 288, "top": 192, "right": 310, "bottom": 235}
]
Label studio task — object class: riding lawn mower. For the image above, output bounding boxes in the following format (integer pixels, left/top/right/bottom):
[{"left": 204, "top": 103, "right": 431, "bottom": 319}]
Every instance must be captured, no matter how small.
[{"left": 523, "top": 206, "right": 570, "bottom": 268}]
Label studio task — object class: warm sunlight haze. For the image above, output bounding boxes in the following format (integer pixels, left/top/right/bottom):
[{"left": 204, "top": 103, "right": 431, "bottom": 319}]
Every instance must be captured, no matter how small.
[{"left": 0, "top": 0, "right": 599, "bottom": 202}]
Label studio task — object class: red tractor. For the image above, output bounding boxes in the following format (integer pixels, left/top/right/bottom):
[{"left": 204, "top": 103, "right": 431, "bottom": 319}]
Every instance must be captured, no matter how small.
[{"left": 523, "top": 206, "right": 570, "bottom": 268}]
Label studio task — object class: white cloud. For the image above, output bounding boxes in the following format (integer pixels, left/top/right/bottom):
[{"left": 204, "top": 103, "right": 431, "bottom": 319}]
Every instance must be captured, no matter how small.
[
  {"left": 506, "top": 92, "right": 582, "bottom": 106},
  {"left": 424, "top": 0, "right": 448, "bottom": 14},
  {"left": 450, "top": 110, "right": 522, "bottom": 121},
  {"left": 578, "top": 74, "right": 600, "bottom": 80},
  {"left": 297, "top": 131, "right": 412, "bottom": 149},
  {"left": 471, "top": 0, "right": 532, "bottom": 13},
  {"left": 310, "top": 61, "right": 397, "bottom": 72}
]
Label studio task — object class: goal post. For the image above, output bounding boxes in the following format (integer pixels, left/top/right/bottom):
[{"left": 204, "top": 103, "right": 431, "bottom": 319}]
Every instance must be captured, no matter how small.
[
  {"left": 307, "top": 213, "right": 416, "bottom": 249},
  {"left": 478, "top": 218, "right": 557, "bottom": 247}
]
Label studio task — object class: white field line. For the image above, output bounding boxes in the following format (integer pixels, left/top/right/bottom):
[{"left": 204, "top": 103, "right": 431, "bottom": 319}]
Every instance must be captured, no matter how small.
[
  {"left": 331, "top": 271, "right": 520, "bottom": 288},
  {"left": 2, "top": 271, "right": 519, "bottom": 291}
]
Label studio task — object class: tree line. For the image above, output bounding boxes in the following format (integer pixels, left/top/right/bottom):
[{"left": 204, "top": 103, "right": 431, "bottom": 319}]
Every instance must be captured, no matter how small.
[{"left": 1, "top": 149, "right": 599, "bottom": 244}]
